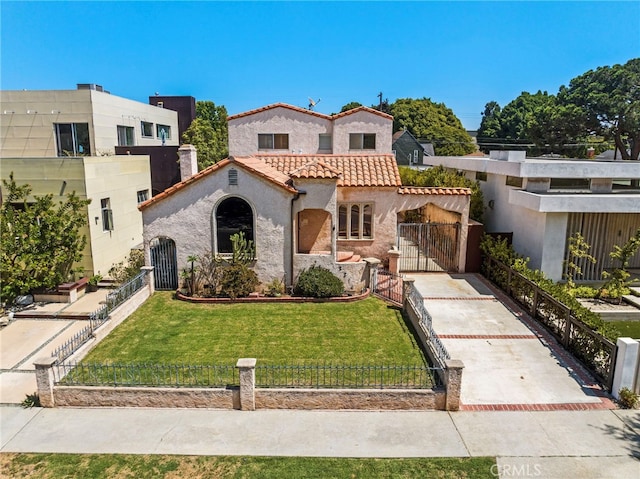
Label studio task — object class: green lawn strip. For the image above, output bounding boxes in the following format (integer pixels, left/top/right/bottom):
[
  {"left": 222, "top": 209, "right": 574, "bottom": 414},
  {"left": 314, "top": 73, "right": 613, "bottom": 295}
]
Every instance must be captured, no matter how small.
[
  {"left": 1, "top": 453, "right": 497, "bottom": 479},
  {"left": 73, "top": 293, "right": 431, "bottom": 387},
  {"left": 609, "top": 320, "right": 640, "bottom": 340}
]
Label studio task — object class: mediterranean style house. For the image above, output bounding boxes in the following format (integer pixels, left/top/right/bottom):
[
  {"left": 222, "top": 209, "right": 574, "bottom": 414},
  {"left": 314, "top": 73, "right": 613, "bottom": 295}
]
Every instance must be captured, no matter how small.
[
  {"left": 140, "top": 149, "right": 470, "bottom": 291},
  {"left": 426, "top": 150, "right": 640, "bottom": 281},
  {"left": 139, "top": 103, "right": 472, "bottom": 292}
]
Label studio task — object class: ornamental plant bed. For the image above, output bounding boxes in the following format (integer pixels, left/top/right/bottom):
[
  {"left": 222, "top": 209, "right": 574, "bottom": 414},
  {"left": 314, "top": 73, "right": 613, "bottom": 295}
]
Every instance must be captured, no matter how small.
[{"left": 175, "top": 288, "right": 370, "bottom": 304}]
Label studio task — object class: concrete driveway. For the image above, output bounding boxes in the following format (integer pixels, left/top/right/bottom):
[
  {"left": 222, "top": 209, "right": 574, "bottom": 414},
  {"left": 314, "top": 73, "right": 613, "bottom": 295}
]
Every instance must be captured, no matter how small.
[
  {"left": 410, "top": 273, "right": 613, "bottom": 409},
  {"left": 0, "top": 290, "right": 109, "bottom": 405}
]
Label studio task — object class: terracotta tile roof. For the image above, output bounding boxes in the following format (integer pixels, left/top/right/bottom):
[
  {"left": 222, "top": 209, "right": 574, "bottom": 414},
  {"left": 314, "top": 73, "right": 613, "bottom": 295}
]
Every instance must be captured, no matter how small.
[
  {"left": 138, "top": 157, "right": 297, "bottom": 211},
  {"left": 253, "top": 154, "right": 402, "bottom": 187},
  {"left": 289, "top": 160, "right": 342, "bottom": 180},
  {"left": 227, "top": 103, "right": 393, "bottom": 122},
  {"left": 228, "top": 103, "right": 332, "bottom": 121},
  {"left": 398, "top": 186, "right": 472, "bottom": 196},
  {"left": 331, "top": 105, "right": 393, "bottom": 121}
]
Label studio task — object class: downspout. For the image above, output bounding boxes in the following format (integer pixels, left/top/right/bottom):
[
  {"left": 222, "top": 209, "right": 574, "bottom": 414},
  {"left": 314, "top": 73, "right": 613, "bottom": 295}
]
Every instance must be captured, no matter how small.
[{"left": 290, "top": 188, "right": 307, "bottom": 290}]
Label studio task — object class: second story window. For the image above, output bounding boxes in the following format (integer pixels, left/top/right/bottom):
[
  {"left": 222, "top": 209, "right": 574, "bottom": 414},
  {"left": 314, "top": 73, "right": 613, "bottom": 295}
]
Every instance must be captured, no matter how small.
[
  {"left": 319, "top": 134, "right": 332, "bottom": 151},
  {"left": 349, "top": 133, "right": 376, "bottom": 150},
  {"left": 117, "top": 125, "right": 135, "bottom": 146},
  {"left": 101, "top": 198, "right": 114, "bottom": 231},
  {"left": 55, "top": 123, "right": 91, "bottom": 156},
  {"left": 141, "top": 121, "right": 154, "bottom": 138},
  {"left": 258, "top": 133, "right": 289, "bottom": 150},
  {"left": 156, "top": 124, "right": 171, "bottom": 143}
]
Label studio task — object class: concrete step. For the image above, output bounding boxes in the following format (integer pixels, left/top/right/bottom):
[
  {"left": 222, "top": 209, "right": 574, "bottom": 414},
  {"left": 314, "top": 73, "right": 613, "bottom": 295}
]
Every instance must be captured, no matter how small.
[
  {"left": 623, "top": 294, "right": 640, "bottom": 309},
  {"left": 337, "top": 251, "right": 354, "bottom": 262}
]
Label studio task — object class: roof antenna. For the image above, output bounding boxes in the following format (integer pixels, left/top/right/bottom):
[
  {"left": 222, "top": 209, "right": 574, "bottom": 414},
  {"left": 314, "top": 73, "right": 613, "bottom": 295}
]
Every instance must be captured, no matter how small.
[{"left": 308, "top": 97, "right": 321, "bottom": 110}]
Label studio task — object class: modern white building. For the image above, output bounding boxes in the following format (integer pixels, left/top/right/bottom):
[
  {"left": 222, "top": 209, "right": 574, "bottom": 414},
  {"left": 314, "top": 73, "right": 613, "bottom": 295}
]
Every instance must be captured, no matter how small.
[
  {"left": 426, "top": 151, "right": 640, "bottom": 281},
  {"left": 1, "top": 84, "right": 179, "bottom": 158}
]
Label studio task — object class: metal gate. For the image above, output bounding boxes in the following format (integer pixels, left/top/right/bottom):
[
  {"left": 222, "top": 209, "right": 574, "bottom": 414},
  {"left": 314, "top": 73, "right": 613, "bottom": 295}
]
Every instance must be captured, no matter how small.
[
  {"left": 397, "top": 223, "right": 460, "bottom": 272},
  {"left": 371, "top": 268, "right": 403, "bottom": 305},
  {"left": 150, "top": 237, "right": 178, "bottom": 290}
]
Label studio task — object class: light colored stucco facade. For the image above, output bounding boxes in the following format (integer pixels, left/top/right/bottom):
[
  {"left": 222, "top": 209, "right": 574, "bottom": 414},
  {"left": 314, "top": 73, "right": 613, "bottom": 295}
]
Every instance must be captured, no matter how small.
[
  {"left": 228, "top": 104, "right": 392, "bottom": 157},
  {"left": 426, "top": 151, "right": 640, "bottom": 281},
  {"left": 1, "top": 156, "right": 151, "bottom": 278},
  {"left": 1, "top": 87, "right": 178, "bottom": 158}
]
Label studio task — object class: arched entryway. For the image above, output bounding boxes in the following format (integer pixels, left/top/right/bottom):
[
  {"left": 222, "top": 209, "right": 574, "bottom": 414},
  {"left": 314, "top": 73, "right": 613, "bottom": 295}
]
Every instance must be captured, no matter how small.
[
  {"left": 150, "top": 237, "right": 178, "bottom": 290},
  {"left": 215, "top": 197, "right": 254, "bottom": 254}
]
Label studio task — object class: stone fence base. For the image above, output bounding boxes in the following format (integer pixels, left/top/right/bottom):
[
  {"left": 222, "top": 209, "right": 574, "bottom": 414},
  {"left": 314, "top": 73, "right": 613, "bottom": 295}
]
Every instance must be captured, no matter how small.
[{"left": 50, "top": 385, "right": 444, "bottom": 411}]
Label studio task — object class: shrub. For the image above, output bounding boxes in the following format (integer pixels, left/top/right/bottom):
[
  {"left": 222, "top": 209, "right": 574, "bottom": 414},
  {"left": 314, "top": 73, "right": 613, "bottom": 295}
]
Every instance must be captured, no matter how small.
[
  {"left": 618, "top": 387, "right": 639, "bottom": 409},
  {"left": 264, "top": 277, "right": 285, "bottom": 297},
  {"left": 220, "top": 264, "right": 259, "bottom": 299},
  {"left": 21, "top": 392, "right": 40, "bottom": 408},
  {"left": 109, "top": 249, "right": 145, "bottom": 285},
  {"left": 294, "top": 265, "right": 344, "bottom": 298}
]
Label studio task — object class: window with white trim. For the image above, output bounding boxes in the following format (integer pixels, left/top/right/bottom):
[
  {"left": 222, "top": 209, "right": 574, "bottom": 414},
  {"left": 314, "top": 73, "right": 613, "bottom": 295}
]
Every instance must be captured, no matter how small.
[
  {"left": 349, "top": 133, "right": 376, "bottom": 150},
  {"left": 338, "top": 203, "right": 373, "bottom": 239},
  {"left": 258, "top": 133, "right": 288, "bottom": 149},
  {"left": 156, "top": 124, "right": 171, "bottom": 142}
]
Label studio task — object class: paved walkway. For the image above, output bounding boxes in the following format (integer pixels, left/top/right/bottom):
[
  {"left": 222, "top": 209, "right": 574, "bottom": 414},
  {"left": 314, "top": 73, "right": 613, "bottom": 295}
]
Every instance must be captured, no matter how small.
[
  {"left": 410, "top": 273, "right": 613, "bottom": 410},
  {"left": 0, "top": 290, "right": 109, "bottom": 405},
  {"left": 1, "top": 406, "right": 638, "bottom": 478}
]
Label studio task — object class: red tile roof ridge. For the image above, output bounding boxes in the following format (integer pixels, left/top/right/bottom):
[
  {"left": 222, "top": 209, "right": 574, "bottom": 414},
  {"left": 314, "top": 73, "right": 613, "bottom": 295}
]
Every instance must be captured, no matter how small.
[
  {"left": 289, "top": 160, "right": 342, "bottom": 179},
  {"left": 138, "top": 159, "right": 232, "bottom": 210},
  {"left": 227, "top": 103, "right": 392, "bottom": 122},
  {"left": 397, "top": 186, "right": 472, "bottom": 195},
  {"left": 228, "top": 103, "right": 332, "bottom": 121}
]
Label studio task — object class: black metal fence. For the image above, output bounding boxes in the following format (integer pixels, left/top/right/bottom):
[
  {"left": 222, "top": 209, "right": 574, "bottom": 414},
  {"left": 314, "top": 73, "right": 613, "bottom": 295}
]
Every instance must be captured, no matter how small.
[
  {"left": 52, "top": 270, "right": 149, "bottom": 363},
  {"left": 56, "top": 362, "right": 238, "bottom": 388},
  {"left": 371, "top": 268, "right": 403, "bottom": 305},
  {"left": 483, "top": 255, "right": 617, "bottom": 390},
  {"left": 54, "top": 361, "right": 442, "bottom": 389},
  {"left": 255, "top": 363, "right": 441, "bottom": 389}
]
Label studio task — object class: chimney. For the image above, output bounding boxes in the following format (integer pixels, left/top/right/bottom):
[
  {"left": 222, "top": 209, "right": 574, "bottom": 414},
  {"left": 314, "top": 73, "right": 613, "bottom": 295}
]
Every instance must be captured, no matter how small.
[{"left": 178, "top": 144, "right": 198, "bottom": 181}]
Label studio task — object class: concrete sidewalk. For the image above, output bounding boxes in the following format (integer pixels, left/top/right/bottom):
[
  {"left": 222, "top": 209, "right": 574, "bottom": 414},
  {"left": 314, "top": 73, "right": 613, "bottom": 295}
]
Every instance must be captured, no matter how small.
[{"left": 1, "top": 406, "right": 638, "bottom": 478}]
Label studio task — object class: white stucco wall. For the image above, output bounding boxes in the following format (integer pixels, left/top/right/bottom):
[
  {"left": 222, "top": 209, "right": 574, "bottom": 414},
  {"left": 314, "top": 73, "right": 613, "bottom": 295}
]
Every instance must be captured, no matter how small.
[
  {"left": 228, "top": 107, "right": 332, "bottom": 156},
  {"left": 333, "top": 110, "right": 393, "bottom": 154},
  {"left": 142, "top": 163, "right": 294, "bottom": 286},
  {"left": 228, "top": 106, "right": 393, "bottom": 156}
]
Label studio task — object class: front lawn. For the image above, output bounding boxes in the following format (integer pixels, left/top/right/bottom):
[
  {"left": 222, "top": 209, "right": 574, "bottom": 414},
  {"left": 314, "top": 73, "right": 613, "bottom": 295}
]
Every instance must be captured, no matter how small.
[
  {"left": 0, "top": 453, "right": 496, "bottom": 479},
  {"left": 82, "top": 292, "right": 426, "bottom": 366},
  {"left": 609, "top": 320, "right": 640, "bottom": 340}
]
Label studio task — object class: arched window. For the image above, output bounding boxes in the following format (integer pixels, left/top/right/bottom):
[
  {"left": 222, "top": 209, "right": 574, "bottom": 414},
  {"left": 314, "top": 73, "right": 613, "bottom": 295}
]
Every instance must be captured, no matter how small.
[{"left": 216, "top": 197, "right": 254, "bottom": 254}]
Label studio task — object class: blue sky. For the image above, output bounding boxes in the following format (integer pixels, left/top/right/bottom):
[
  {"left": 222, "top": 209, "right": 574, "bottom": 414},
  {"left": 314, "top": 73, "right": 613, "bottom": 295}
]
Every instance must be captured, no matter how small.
[{"left": 2, "top": 1, "right": 638, "bottom": 129}]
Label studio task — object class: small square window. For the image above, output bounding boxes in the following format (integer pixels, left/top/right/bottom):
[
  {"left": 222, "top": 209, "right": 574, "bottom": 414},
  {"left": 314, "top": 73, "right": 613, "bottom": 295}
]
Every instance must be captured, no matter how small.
[
  {"left": 349, "top": 133, "right": 376, "bottom": 150},
  {"left": 258, "top": 133, "right": 289, "bottom": 150},
  {"left": 137, "top": 190, "right": 149, "bottom": 203},
  {"left": 319, "top": 134, "right": 332, "bottom": 151},
  {"left": 506, "top": 176, "right": 523, "bottom": 188},
  {"left": 141, "top": 121, "right": 153, "bottom": 138},
  {"left": 156, "top": 124, "right": 171, "bottom": 142},
  {"left": 476, "top": 172, "right": 487, "bottom": 181},
  {"left": 117, "top": 125, "right": 135, "bottom": 146}
]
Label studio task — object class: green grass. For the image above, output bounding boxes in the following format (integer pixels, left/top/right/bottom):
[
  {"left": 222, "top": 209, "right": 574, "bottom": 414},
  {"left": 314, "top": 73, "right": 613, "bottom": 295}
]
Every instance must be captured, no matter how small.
[
  {"left": 82, "top": 292, "right": 426, "bottom": 366},
  {"left": 609, "top": 320, "right": 640, "bottom": 340},
  {"left": 0, "top": 453, "right": 496, "bottom": 479}
]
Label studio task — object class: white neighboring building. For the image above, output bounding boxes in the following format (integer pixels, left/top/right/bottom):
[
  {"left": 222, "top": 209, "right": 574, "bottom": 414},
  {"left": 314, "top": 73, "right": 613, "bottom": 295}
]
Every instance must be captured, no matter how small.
[
  {"left": 228, "top": 103, "right": 393, "bottom": 156},
  {"left": 1, "top": 84, "right": 179, "bottom": 158},
  {"left": 426, "top": 151, "right": 640, "bottom": 281}
]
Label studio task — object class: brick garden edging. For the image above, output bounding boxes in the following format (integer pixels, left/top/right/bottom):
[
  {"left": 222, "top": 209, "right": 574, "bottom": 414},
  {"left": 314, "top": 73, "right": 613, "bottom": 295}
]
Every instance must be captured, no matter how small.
[{"left": 175, "top": 289, "right": 370, "bottom": 304}]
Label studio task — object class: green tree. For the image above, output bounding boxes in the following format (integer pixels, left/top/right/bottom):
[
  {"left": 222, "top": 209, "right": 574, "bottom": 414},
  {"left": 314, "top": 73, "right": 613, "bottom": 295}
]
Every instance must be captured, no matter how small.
[
  {"left": 399, "top": 165, "right": 484, "bottom": 222},
  {"left": 1, "top": 174, "right": 90, "bottom": 306},
  {"left": 558, "top": 58, "right": 640, "bottom": 160},
  {"left": 390, "top": 98, "right": 475, "bottom": 156},
  {"left": 182, "top": 100, "right": 228, "bottom": 170},
  {"left": 340, "top": 101, "right": 363, "bottom": 112},
  {"left": 563, "top": 232, "right": 596, "bottom": 292}
]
